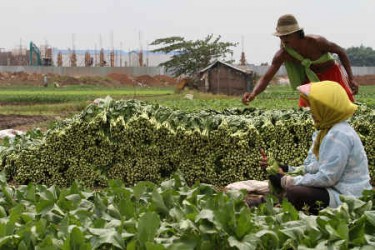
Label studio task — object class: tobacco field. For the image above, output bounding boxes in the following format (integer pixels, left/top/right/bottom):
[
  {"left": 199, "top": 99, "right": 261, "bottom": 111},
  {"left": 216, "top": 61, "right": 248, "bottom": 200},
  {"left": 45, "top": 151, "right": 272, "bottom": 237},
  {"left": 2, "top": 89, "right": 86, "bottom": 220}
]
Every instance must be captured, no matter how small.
[{"left": 0, "top": 96, "right": 374, "bottom": 249}]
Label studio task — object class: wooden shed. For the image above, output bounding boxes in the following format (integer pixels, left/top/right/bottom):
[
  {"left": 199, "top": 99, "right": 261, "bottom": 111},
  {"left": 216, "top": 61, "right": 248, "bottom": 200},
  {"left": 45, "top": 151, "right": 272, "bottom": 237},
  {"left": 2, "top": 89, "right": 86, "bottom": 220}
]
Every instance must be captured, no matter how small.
[{"left": 199, "top": 60, "right": 254, "bottom": 95}]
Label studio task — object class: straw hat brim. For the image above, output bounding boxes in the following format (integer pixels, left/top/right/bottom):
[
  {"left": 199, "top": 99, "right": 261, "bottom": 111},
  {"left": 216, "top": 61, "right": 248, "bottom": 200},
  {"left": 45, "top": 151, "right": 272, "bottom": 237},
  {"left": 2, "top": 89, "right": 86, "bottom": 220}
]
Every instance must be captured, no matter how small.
[{"left": 273, "top": 27, "right": 303, "bottom": 37}]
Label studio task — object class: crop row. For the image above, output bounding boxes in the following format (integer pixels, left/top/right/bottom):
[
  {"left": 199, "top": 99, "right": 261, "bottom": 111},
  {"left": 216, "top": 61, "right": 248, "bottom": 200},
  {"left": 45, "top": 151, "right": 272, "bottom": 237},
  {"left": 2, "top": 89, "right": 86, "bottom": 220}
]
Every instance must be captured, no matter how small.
[{"left": 0, "top": 97, "right": 374, "bottom": 187}]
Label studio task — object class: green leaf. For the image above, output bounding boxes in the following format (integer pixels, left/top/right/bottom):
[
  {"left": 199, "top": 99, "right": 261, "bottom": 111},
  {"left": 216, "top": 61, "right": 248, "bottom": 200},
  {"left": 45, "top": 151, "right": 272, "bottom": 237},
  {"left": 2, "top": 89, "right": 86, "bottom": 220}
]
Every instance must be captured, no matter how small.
[
  {"left": 195, "top": 209, "right": 214, "bottom": 223},
  {"left": 255, "top": 230, "right": 279, "bottom": 249},
  {"left": 25, "top": 183, "right": 37, "bottom": 202},
  {"left": 133, "top": 181, "right": 155, "bottom": 201},
  {"left": 107, "top": 204, "right": 122, "bottom": 219},
  {"left": 179, "top": 219, "right": 197, "bottom": 232},
  {"left": 1, "top": 185, "right": 16, "bottom": 206},
  {"left": 235, "top": 208, "right": 254, "bottom": 239},
  {"left": 0, "top": 206, "right": 7, "bottom": 218},
  {"left": 365, "top": 211, "right": 375, "bottom": 227},
  {"left": 280, "top": 225, "right": 305, "bottom": 241},
  {"left": 126, "top": 240, "right": 137, "bottom": 250},
  {"left": 228, "top": 234, "right": 257, "bottom": 250},
  {"left": 90, "top": 228, "right": 125, "bottom": 249},
  {"left": 62, "top": 227, "right": 91, "bottom": 250},
  {"left": 36, "top": 200, "right": 54, "bottom": 215},
  {"left": 168, "top": 237, "right": 197, "bottom": 250},
  {"left": 0, "top": 235, "right": 14, "bottom": 248},
  {"left": 137, "top": 212, "right": 160, "bottom": 243},
  {"left": 151, "top": 189, "right": 169, "bottom": 216},
  {"left": 118, "top": 199, "right": 135, "bottom": 219},
  {"left": 145, "top": 242, "right": 166, "bottom": 250}
]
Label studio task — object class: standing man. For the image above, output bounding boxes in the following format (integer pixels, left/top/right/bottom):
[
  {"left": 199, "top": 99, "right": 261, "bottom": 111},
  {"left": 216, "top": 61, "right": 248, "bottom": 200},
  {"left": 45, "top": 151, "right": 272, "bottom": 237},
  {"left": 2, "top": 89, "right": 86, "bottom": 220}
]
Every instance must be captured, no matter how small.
[{"left": 242, "top": 14, "right": 358, "bottom": 107}]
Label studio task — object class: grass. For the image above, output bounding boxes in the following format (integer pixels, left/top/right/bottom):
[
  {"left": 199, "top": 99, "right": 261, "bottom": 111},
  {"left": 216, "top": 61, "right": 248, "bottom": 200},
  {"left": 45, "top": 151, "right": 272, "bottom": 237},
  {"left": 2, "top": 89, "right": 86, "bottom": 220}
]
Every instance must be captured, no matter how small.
[{"left": 0, "top": 83, "right": 374, "bottom": 116}]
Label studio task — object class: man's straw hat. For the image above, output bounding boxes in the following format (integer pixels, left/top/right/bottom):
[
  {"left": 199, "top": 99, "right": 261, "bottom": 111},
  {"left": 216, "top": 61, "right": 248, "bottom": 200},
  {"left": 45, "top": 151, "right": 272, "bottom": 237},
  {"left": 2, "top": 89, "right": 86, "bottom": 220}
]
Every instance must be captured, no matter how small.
[{"left": 273, "top": 14, "right": 303, "bottom": 37}]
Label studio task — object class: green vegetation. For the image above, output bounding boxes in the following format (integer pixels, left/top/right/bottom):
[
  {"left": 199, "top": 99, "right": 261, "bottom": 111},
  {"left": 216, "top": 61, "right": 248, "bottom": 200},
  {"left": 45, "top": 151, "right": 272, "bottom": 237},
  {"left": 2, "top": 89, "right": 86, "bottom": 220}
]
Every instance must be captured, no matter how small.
[
  {"left": 346, "top": 45, "right": 375, "bottom": 66},
  {"left": 1, "top": 84, "right": 374, "bottom": 116},
  {"left": 1, "top": 97, "right": 373, "bottom": 188},
  {"left": 150, "top": 35, "right": 237, "bottom": 77},
  {"left": 0, "top": 83, "right": 374, "bottom": 249},
  {"left": 0, "top": 172, "right": 373, "bottom": 249}
]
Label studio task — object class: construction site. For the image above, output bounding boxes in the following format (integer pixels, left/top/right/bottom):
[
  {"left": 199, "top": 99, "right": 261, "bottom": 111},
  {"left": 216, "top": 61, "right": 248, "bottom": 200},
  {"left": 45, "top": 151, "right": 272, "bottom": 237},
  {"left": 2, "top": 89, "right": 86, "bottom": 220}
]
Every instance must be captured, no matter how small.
[
  {"left": 1, "top": 40, "right": 375, "bottom": 87},
  {"left": 0, "top": 40, "right": 172, "bottom": 68}
]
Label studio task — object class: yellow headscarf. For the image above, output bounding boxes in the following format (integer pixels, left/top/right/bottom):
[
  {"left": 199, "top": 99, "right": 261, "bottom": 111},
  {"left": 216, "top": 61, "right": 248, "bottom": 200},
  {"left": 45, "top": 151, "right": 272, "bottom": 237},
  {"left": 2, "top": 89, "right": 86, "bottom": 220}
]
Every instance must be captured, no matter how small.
[{"left": 298, "top": 81, "right": 357, "bottom": 158}]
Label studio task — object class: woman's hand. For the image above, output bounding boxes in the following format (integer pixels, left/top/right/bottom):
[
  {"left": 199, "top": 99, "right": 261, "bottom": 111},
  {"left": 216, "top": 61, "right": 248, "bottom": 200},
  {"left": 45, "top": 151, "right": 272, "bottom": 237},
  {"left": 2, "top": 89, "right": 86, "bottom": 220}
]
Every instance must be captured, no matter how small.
[{"left": 281, "top": 175, "right": 295, "bottom": 189}]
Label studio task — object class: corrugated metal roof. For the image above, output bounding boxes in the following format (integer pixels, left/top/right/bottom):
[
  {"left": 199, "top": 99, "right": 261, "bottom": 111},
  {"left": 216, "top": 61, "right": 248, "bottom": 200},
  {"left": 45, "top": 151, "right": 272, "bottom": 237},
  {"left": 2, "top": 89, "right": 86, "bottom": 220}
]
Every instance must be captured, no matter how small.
[{"left": 199, "top": 60, "right": 253, "bottom": 75}]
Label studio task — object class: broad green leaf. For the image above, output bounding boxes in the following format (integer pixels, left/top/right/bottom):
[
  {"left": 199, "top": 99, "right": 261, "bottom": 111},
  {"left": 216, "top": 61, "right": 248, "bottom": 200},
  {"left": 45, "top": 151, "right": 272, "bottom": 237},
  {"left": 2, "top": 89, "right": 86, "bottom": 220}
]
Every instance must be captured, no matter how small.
[
  {"left": 168, "top": 238, "right": 197, "bottom": 250},
  {"left": 235, "top": 208, "right": 254, "bottom": 239},
  {"left": 24, "top": 184, "right": 36, "bottom": 202},
  {"left": 90, "top": 229, "right": 125, "bottom": 249},
  {"left": 137, "top": 212, "right": 160, "bottom": 243},
  {"left": 325, "top": 222, "right": 349, "bottom": 241},
  {"left": 151, "top": 189, "right": 169, "bottom": 216},
  {"left": 365, "top": 211, "right": 375, "bottom": 227},
  {"left": 228, "top": 235, "right": 257, "bottom": 250},
  {"left": 18, "top": 240, "right": 28, "bottom": 250},
  {"left": 133, "top": 181, "right": 155, "bottom": 201},
  {"left": 9, "top": 203, "right": 23, "bottom": 226},
  {"left": 179, "top": 219, "right": 197, "bottom": 232},
  {"left": 126, "top": 239, "right": 137, "bottom": 250},
  {"left": 280, "top": 225, "right": 305, "bottom": 241},
  {"left": 0, "top": 206, "right": 7, "bottom": 218},
  {"left": 107, "top": 204, "right": 122, "bottom": 219},
  {"left": 65, "top": 194, "right": 82, "bottom": 203},
  {"left": 169, "top": 207, "right": 184, "bottom": 221},
  {"left": 349, "top": 216, "right": 366, "bottom": 246},
  {"left": 280, "top": 199, "right": 299, "bottom": 221},
  {"left": 145, "top": 242, "right": 166, "bottom": 250},
  {"left": 62, "top": 227, "right": 91, "bottom": 250},
  {"left": 255, "top": 230, "right": 279, "bottom": 248},
  {"left": 364, "top": 234, "right": 375, "bottom": 246},
  {"left": 36, "top": 200, "right": 54, "bottom": 215},
  {"left": 195, "top": 209, "right": 214, "bottom": 223},
  {"left": 35, "top": 235, "right": 63, "bottom": 250},
  {"left": 1, "top": 185, "right": 16, "bottom": 206},
  {"left": 0, "top": 235, "right": 14, "bottom": 248},
  {"left": 118, "top": 199, "right": 135, "bottom": 219}
]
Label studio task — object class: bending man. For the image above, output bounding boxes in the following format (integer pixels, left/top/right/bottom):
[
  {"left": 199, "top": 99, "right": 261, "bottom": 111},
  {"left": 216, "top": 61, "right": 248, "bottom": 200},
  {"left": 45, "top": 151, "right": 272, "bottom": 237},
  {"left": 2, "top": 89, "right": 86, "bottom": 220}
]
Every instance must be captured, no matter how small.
[{"left": 242, "top": 14, "right": 358, "bottom": 107}]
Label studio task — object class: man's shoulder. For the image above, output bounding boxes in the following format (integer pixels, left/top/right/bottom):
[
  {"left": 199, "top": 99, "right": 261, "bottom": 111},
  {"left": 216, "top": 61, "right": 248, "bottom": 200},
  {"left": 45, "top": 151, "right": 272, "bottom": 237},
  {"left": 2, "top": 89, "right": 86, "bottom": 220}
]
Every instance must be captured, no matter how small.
[
  {"left": 304, "top": 34, "right": 329, "bottom": 44},
  {"left": 272, "top": 49, "right": 287, "bottom": 64}
]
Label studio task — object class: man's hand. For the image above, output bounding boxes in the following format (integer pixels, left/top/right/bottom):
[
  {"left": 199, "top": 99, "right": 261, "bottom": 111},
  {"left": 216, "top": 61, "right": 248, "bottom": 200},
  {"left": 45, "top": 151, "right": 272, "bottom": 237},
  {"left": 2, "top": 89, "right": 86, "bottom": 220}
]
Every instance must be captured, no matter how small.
[
  {"left": 242, "top": 92, "right": 256, "bottom": 105},
  {"left": 349, "top": 79, "right": 359, "bottom": 95}
]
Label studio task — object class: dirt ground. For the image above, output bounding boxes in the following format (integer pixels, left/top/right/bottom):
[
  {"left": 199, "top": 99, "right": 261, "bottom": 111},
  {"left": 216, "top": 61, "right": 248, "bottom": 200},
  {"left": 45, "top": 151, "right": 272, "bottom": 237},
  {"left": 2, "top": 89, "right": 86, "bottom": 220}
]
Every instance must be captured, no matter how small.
[{"left": 0, "top": 114, "right": 53, "bottom": 131}]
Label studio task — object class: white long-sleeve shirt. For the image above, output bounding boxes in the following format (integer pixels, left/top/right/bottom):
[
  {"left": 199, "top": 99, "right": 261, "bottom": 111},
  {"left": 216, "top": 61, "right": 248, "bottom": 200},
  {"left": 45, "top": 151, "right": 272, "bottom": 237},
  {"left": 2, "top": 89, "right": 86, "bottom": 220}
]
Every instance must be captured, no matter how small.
[{"left": 291, "top": 121, "right": 372, "bottom": 208}]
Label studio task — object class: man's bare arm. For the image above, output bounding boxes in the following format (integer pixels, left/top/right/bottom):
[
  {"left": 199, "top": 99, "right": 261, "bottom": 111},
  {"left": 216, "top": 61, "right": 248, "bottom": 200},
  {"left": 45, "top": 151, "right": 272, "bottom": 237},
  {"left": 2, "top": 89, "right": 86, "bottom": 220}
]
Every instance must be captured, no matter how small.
[
  {"left": 242, "top": 50, "right": 284, "bottom": 104},
  {"left": 317, "top": 37, "right": 358, "bottom": 94}
]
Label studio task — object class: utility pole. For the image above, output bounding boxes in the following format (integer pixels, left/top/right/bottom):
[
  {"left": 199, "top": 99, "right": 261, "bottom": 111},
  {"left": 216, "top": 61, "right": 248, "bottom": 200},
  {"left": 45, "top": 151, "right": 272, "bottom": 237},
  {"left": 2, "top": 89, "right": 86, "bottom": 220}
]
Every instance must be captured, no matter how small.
[{"left": 120, "top": 42, "right": 123, "bottom": 67}]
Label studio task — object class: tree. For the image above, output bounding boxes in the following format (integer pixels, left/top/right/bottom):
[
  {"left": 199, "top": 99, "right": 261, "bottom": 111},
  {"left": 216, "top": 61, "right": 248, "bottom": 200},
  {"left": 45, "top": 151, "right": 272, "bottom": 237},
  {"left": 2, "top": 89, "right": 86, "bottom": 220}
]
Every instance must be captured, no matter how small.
[
  {"left": 346, "top": 45, "right": 375, "bottom": 66},
  {"left": 150, "top": 35, "right": 237, "bottom": 78}
]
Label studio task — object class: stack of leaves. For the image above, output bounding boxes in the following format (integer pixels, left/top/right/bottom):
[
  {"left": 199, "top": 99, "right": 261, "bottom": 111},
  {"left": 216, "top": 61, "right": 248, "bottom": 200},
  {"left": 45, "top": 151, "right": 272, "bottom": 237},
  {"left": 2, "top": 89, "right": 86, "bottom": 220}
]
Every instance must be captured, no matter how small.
[{"left": 0, "top": 97, "right": 373, "bottom": 188}]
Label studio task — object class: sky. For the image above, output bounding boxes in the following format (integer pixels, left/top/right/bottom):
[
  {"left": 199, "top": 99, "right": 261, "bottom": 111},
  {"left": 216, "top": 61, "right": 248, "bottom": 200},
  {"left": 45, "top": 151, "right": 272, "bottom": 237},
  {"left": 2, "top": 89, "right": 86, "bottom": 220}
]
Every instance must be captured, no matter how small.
[{"left": 1, "top": 0, "right": 374, "bottom": 65}]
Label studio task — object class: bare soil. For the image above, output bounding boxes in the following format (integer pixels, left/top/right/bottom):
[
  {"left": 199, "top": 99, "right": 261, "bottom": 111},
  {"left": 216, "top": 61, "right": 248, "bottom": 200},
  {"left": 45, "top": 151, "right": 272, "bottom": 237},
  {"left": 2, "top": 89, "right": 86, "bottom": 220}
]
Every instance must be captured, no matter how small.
[{"left": 0, "top": 114, "right": 54, "bottom": 131}]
